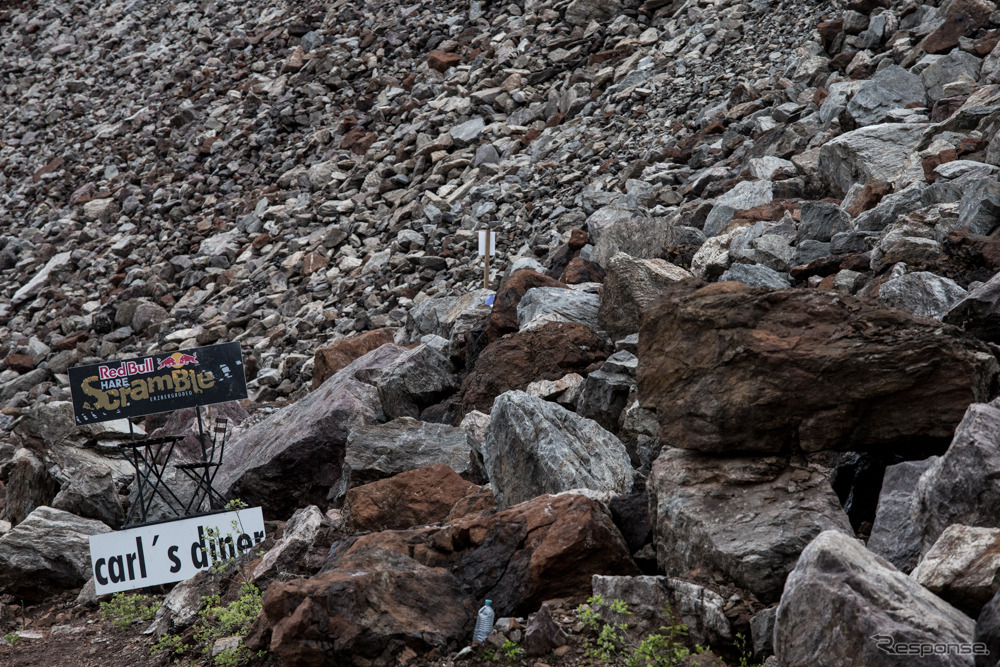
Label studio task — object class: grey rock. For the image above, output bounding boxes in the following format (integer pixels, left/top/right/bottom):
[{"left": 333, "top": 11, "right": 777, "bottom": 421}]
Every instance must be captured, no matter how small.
[
  {"left": 944, "top": 271, "right": 1000, "bottom": 343},
  {"left": 449, "top": 117, "right": 485, "bottom": 146},
  {"left": 564, "top": 0, "right": 623, "bottom": 25},
  {"left": 774, "top": 530, "right": 975, "bottom": 667},
  {"left": 912, "top": 525, "right": 1000, "bottom": 616},
  {"left": 517, "top": 286, "right": 600, "bottom": 331},
  {"left": 915, "top": 399, "right": 1000, "bottom": 555},
  {"left": 922, "top": 51, "right": 983, "bottom": 102},
  {"left": 149, "top": 567, "right": 227, "bottom": 636},
  {"left": 752, "top": 234, "right": 795, "bottom": 272},
  {"left": 0, "top": 506, "right": 110, "bottom": 601},
  {"left": 846, "top": 66, "right": 926, "bottom": 127},
  {"left": 597, "top": 253, "right": 692, "bottom": 340},
  {"left": 371, "top": 343, "right": 458, "bottom": 420},
  {"left": 591, "top": 575, "right": 731, "bottom": 647},
  {"left": 522, "top": 604, "right": 568, "bottom": 657},
  {"left": 720, "top": 263, "right": 790, "bottom": 288},
  {"left": 4, "top": 448, "right": 59, "bottom": 524},
  {"left": 401, "top": 290, "right": 493, "bottom": 345},
  {"left": 591, "top": 214, "right": 673, "bottom": 267},
  {"left": 576, "top": 366, "right": 635, "bottom": 434},
  {"left": 51, "top": 466, "right": 125, "bottom": 530},
  {"left": 11, "top": 252, "right": 72, "bottom": 306},
  {"left": 975, "top": 587, "right": 1000, "bottom": 667},
  {"left": 792, "top": 240, "right": 831, "bottom": 267},
  {"left": 957, "top": 179, "right": 1000, "bottom": 236},
  {"left": 253, "top": 505, "right": 340, "bottom": 583},
  {"left": 751, "top": 607, "right": 777, "bottom": 659},
  {"left": 853, "top": 184, "right": 925, "bottom": 232},
  {"left": 878, "top": 271, "right": 967, "bottom": 321},
  {"left": 818, "top": 80, "right": 864, "bottom": 125},
  {"left": 818, "top": 123, "right": 927, "bottom": 196},
  {"left": 703, "top": 180, "right": 774, "bottom": 237},
  {"left": 343, "top": 418, "right": 481, "bottom": 492},
  {"left": 130, "top": 300, "right": 168, "bottom": 333},
  {"left": 830, "top": 230, "right": 878, "bottom": 254},
  {"left": 216, "top": 344, "right": 406, "bottom": 518},
  {"left": 867, "top": 458, "right": 937, "bottom": 574},
  {"left": 649, "top": 450, "right": 852, "bottom": 603},
  {"left": 483, "top": 391, "right": 633, "bottom": 508},
  {"left": 586, "top": 204, "right": 639, "bottom": 247},
  {"left": 797, "top": 201, "right": 850, "bottom": 243}
]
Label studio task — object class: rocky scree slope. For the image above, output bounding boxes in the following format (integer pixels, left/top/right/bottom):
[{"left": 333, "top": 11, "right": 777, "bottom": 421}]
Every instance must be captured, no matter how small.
[{"left": 6, "top": 0, "right": 1000, "bottom": 664}]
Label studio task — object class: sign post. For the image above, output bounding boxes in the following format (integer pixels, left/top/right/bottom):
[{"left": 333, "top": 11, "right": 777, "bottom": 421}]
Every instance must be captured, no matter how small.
[{"left": 478, "top": 228, "right": 496, "bottom": 290}]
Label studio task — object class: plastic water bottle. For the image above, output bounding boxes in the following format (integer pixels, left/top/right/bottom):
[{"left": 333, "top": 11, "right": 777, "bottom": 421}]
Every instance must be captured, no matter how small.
[{"left": 472, "top": 600, "right": 495, "bottom": 642}]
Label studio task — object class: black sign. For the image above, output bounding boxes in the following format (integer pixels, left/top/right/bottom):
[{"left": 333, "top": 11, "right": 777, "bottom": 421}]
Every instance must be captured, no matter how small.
[{"left": 69, "top": 342, "right": 248, "bottom": 425}]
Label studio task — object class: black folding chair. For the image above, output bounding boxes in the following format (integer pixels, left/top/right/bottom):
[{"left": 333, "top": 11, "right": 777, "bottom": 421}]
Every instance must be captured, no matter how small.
[{"left": 176, "top": 415, "right": 229, "bottom": 514}]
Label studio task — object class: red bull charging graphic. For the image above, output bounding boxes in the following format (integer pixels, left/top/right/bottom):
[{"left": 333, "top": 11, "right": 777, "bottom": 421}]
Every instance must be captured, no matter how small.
[{"left": 68, "top": 342, "right": 248, "bottom": 425}]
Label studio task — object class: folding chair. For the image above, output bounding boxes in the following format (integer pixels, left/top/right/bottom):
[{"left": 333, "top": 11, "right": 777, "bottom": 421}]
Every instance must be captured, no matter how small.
[{"left": 176, "top": 415, "right": 229, "bottom": 514}]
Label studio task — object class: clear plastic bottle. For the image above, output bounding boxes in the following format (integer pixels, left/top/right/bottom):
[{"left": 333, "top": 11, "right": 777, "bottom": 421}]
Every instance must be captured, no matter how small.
[{"left": 472, "top": 600, "right": 495, "bottom": 642}]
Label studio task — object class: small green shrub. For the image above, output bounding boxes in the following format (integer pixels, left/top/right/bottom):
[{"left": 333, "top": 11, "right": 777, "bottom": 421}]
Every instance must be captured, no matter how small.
[
  {"left": 100, "top": 592, "right": 161, "bottom": 630},
  {"left": 3, "top": 633, "right": 20, "bottom": 644}
]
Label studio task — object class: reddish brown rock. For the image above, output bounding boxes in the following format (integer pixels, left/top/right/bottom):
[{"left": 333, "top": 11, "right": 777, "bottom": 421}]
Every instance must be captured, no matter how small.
[
  {"left": 330, "top": 493, "right": 638, "bottom": 615},
  {"left": 638, "top": 280, "right": 999, "bottom": 454},
  {"left": 484, "top": 270, "right": 566, "bottom": 342},
  {"left": 312, "top": 328, "right": 397, "bottom": 389},
  {"left": 930, "top": 97, "right": 968, "bottom": 124},
  {"left": 444, "top": 486, "right": 497, "bottom": 522},
  {"left": 340, "top": 127, "right": 378, "bottom": 154},
  {"left": 299, "top": 252, "right": 328, "bottom": 277},
  {"left": 922, "top": 0, "right": 995, "bottom": 54},
  {"left": 461, "top": 321, "right": 610, "bottom": 415},
  {"left": 845, "top": 179, "right": 891, "bottom": 217},
  {"left": 817, "top": 19, "right": 844, "bottom": 53},
  {"left": 546, "top": 228, "right": 590, "bottom": 279},
  {"left": 923, "top": 148, "right": 959, "bottom": 182},
  {"left": 560, "top": 257, "right": 606, "bottom": 284},
  {"left": 266, "top": 546, "right": 475, "bottom": 667},
  {"left": 3, "top": 354, "right": 35, "bottom": 373},
  {"left": 344, "top": 464, "right": 479, "bottom": 532},
  {"left": 428, "top": 49, "right": 461, "bottom": 72}
]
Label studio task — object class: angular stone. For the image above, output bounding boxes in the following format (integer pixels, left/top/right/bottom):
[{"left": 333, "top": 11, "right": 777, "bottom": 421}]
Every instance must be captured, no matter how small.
[
  {"left": 867, "top": 458, "right": 937, "bottom": 574},
  {"left": 485, "top": 270, "right": 566, "bottom": 342},
  {"left": 312, "top": 329, "right": 397, "bottom": 389},
  {"left": 326, "top": 493, "right": 638, "bottom": 615},
  {"left": 774, "top": 531, "right": 975, "bottom": 667},
  {"left": 818, "top": 123, "right": 927, "bottom": 196},
  {"left": 266, "top": 546, "right": 475, "bottom": 666},
  {"left": 522, "top": 603, "right": 568, "bottom": 657},
  {"left": 252, "top": 505, "right": 341, "bottom": 583},
  {"left": 51, "top": 466, "right": 125, "bottom": 530},
  {"left": 0, "top": 506, "right": 110, "bottom": 601},
  {"left": 216, "top": 345, "right": 406, "bottom": 518},
  {"left": 483, "top": 391, "right": 633, "bottom": 508},
  {"left": 371, "top": 343, "right": 457, "bottom": 420},
  {"left": 877, "top": 271, "right": 968, "bottom": 321},
  {"left": 597, "top": 253, "right": 692, "bottom": 340},
  {"left": 427, "top": 50, "right": 460, "bottom": 72},
  {"left": 704, "top": 181, "right": 774, "bottom": 237},
  {"left": 591, "top": 575, "right": 731, "bottom": 646},
  {"left": 344, "top": 464, "right": 478, "bottom": 532},
  {"left": 344, "top": 418, "right": 481, "bottom": 491},
  {"left": 957, "top": 179, "right": 1000, "bottom": 236},
  {"left": 797, "top": 201, "right": 851, "bottom": 243},
  {"left": 846, "top": 65, "right": 926, "bottom": 127},
  {"left": 564, "top": 0, "right": 623, "bottom": 25},
  {"left": 912, "top": 525, "right": 1000, "bottom": 616},
  {"left": 921, "top": 51, "right": 984, "bottom": 102},
  {"left": 460, "top": 321, "right": 610, "bottom": 415},
  {"left": 649, "top": 450, "right": 851, "bottom": 603},
  {"left": 922, "top": 0, "right": 996, "bottom": 54},
  {"left": 517, "top": 287, "right": 600, "bottom": 331},
  {"left": 719, "top": 263, "right": 791, "bottom": 289},
  {"left": 914, "top": 399, "right": 1000, "bottom": 554},
  {"left": 637, "top": 281, "right": 998, "bottom": 453},
  {"left": 945, "top": 271, "right": 1000, "bottom": 343}
]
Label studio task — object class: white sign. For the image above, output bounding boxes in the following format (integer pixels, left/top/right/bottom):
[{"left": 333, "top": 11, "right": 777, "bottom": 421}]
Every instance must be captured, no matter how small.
[
  {"left": 89, "top": 507, "right": 266, "bottom": 595},
  {"left": 478, "top": 230, "right": 497, "bottom": 256}
]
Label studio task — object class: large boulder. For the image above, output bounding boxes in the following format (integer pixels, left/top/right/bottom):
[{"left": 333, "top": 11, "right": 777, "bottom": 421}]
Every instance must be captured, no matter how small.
[
  {"left": 638, "top": 281, "right": 999, "bottom": 454},
  {"left": 216, "top": 344, "right": 406, "bottom": 519},
  {"left": 3, "top": 448, "right": 60, "bottom": 524},
  {"left": 483, "top": 391, "right": 634, "bottom": 508},
  {"left": 484, "top": 270, "right": 566, "bottom": 342},
  {"left": 818, "top": 123, "right": 927, "bottom": 195},
  {"left": 51, "top": 466, "right": 125, "bottom": 530},
  {"left": 914, "top": 399, "right": 1000, "bottom": 554},
  {"left": 877, "top": 271, "right": 967, "bottom": 321},
  {"left": 370, "top": 343, "right": 458, "bottom": 420},
  {"left": 344, "top": 465, "right": 479, "bottom": 532},
  {"left": 460, "top": 321, "right": 610, "bottom": 415},
  {"left": 342, "top": 418, "right": 482, "bottom": 494},
  {"left": 774, "top": 531, "right": 975, "bottom": 667},
  {"left": 517, "top": 287, "right": 601, "bottom": 331},
  {"left": 649, "top": 450, "right": 852, "bottom": 603},
  {"left": 867, "top": 458, "right": 937, "bottom": 574},
  {"left": 975, "top": 587, "right": 1000, "bottom": 667},
  {"left": 312, "top": 329, "right": 396, "bottom": 389},
  {"left": 266, "top": 546, "right": 475, "bottom": 666},
  {"left": 252, "top": 506, "right": 341, "bottom": 585},
  {"left": 0, "top": 506, "right": 110, "bottom": 601},
  {"left": 598, "top": 252, "right": 693, "bottom": 340},
  {"left": 845, "top": 65, "right": 926, "bottom": 127},
  {"left": 401, "top": 290, "right": 494, "bottom": 345},
  {"left": 703, "top": 181, "right": 774, "bottom": 237},
  {"left": 912, "top": 525, "right": 1000, "bottom": 616},
  {"left": 945, "top": 271, "right": 1000, "bottom": 343},
  {"left": 326, "top": 493, "right": 638, "bottom": 615}
]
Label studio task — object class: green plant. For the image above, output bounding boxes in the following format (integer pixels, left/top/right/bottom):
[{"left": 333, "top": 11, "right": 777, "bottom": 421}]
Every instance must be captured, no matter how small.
[
  {"left": 575, "top": 596, "right": 712, "bottom": 667},
  {"left": 734, "top": 632, "right": 759, "bottom": 667},
  {"left": 100, "top": 592, "right": 161, "bottom": 630},
  {"left": 193, "top": 581, "right": 264, "bottom": 666},
  {"left": 150, "top": 633, "right": 186, "bottom": 659},
  {"left": 499, "top": 638, "right": 523, "bottom": 663},
  {"left": 3, "top": 633, "right": 20, "bottom": 644}
]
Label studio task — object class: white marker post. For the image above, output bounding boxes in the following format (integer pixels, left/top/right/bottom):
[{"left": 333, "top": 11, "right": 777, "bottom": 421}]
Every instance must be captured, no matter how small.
[{"left": 478, "top": 228, "right": 496, "bottom": 290}]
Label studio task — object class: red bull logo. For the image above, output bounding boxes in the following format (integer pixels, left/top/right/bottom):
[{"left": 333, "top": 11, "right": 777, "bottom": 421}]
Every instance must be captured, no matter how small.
[
  {"left": 157, "top": 352, "right": 199, "bottom": 370},
  {"left": 98, "top": 358, "right": 154, "bottom": 381}
]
